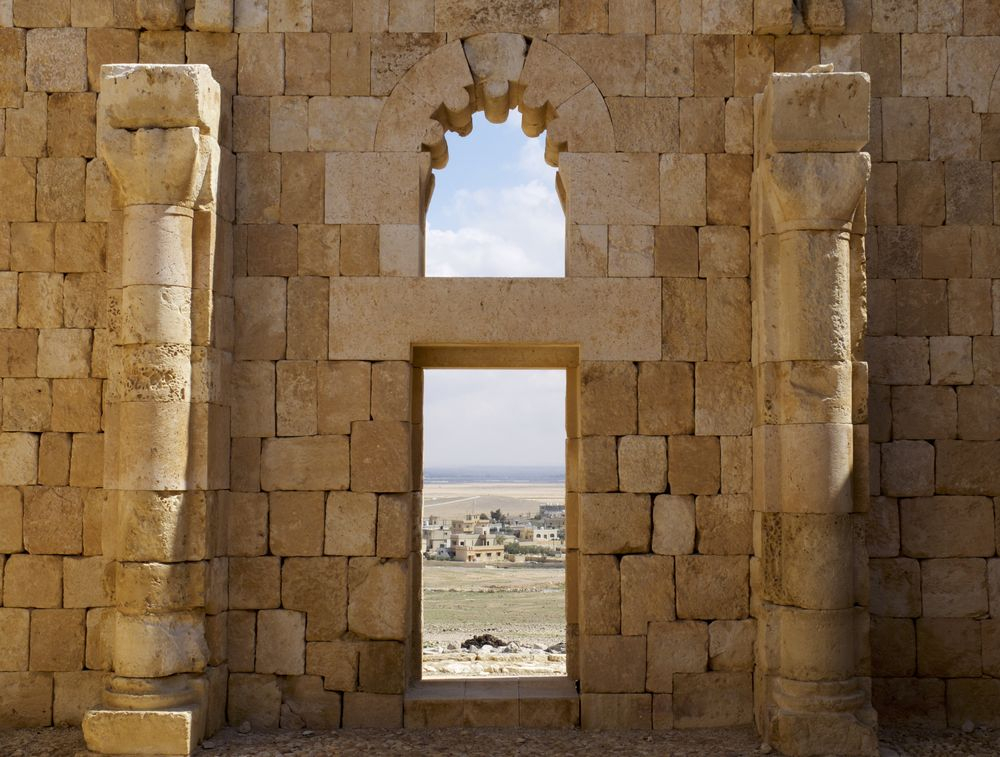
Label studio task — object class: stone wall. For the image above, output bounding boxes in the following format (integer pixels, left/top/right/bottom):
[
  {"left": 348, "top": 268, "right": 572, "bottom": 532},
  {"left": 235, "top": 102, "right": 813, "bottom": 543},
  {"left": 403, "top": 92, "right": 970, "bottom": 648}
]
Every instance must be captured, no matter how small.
[{"left": 0, "top": 0, "right": 995, "bottom": 749}]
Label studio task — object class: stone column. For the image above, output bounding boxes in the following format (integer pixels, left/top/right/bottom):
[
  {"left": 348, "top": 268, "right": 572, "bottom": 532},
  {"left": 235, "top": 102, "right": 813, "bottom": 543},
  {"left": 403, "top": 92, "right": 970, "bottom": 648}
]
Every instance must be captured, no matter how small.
[
  {"left": 751, "top": 69, "right": 877, "bottom": 756},
  {"left": 83, "top": 64, "right": 221, "bottom": 756}
]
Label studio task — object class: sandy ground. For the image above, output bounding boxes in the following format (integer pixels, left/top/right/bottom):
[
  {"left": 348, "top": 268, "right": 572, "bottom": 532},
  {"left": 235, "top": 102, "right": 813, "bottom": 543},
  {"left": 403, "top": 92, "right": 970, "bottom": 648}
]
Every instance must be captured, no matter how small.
[
  {"left": 422, "top": 561, "right": 566, "bottom": 677},
  {"left": 11, "top": 725, "right": 1000, "bottom": 756},
  {"left": 422, "top": 483, "right": 564, "bottom": 520}
]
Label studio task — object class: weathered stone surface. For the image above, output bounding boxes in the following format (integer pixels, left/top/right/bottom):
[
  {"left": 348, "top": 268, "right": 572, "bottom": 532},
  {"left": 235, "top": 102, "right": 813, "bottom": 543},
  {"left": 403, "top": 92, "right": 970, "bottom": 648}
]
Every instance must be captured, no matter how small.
[
  {"left": 347, "top": 557, "right": 408, "bottom": 640},
  {"left": 260, "top": 436, "right": 349, "bottom": 491},
  {"left": 580, "top": 493, "right": 651, "bottom": 554}
]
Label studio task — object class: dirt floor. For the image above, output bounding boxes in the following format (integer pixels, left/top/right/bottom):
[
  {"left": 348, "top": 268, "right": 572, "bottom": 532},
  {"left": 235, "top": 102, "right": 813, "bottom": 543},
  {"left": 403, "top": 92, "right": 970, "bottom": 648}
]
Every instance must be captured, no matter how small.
[{"left": 9, "top": 724, "right": 1000, "bottom": 756}]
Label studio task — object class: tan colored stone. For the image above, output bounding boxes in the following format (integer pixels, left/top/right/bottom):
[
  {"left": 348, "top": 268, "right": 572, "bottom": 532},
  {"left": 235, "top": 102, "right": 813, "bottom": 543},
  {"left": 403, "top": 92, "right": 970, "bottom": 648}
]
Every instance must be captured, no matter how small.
[
  {"left": 0, "top": 672, "right": 53, "bottom": 728},
  {"left": 270, "top": 491, "right": 324, "bottom": 556},
  {"left": 652, "top": 494, "right": 695, "bottom": 556},
  {"left": 580, "top": 493, "right": 651, "bottom": 554},
  {"left": 646, "top": 620, "right": 707, "bottom": 692},
  {"left": 708, "top": 619, "right": 754, "bottom": 671},
  {"left": 672, "top": 671, "right": 752, "bottom": 727},
  {"left": 261, "top": 435, "right": 349, "bottom": 492},
  {"left": 916, "top": 617, "right": 981, "bottom": 676},
  {"left": 560, "top": 153, "right": 659, "bottom": 225},
  {"left": 255, "top": 609, "right": 305, "bottom": 675},
  {"left": 899, "top": 496, "right": 994, "bottom": 558},
  {"left": 696, "top": 494, "right": 752, "bottom": 555},
  {"left": 0, "top": 433, "right": 38, "bottom": 486},
  {"left": 621, "top": 554, "right": 674, "bottom": 635},
  {"left": 63, "top": 556, "right": 113, "bottom": 609},
  {"left": 580, "top": 361, "right": 637, "bottom": 436},
  {"left": 23, "top": 487, "right": 83, "bottom": 555},
  {"left": 29, "top": 608, "right": 83, "bottom": 672},
  {"left": 676, "top": 555, "right": 748, "bottom": 620},
  {"left": 348, "top": 557, "right": 407, "bottom": 640},
  {"left": 342, "top": 692, "right": 402, "bottom": 728},
  {"left": 350, "top": 420, "right": 411, "bottom": 493},
  {"left": 580, "top": 554, "right": 620, "bottom": 635},
  {"left": 617, "top": 435, "right": 667, "bottom": 494},
  {"left": 921, "top": 558, "right": 988, "bottom": 618},
  {"left": 228, "top": 673, "right": 281, "bottom": 729},
  {"left": 229, "top": 556, "right": 280, "bottom": 609},
  {"left": 283, "top": 557, "right": 348, "bottom": 641},
  {"left": 0, "top": 608, "right": 29, "bottom": 672},
  {"left": 326, "top": 152, "right": 428, "bottom": 225},
  {"left": 870, "top": 557, "right": 921, "bottom": 617},
  {"left": 318, "top": 361, "right": 371, "bottom": 434},
  {"left": 325, "top": 492, "right": 377, "bottom": 556},
  {"left": 659, "top": 154, "right": 705, "bottom": 226},
  {"left": 668, "top": 435, "right": 720, "bottom": 495},
  {"left": 307, "top": 639, "right": 359, "bottom": 690},
  {"left": 580, "top": 634, "right": 646, "bottom": 693},
  {"left": 607, "top": 97, "right": 678, "bottom": 153}
]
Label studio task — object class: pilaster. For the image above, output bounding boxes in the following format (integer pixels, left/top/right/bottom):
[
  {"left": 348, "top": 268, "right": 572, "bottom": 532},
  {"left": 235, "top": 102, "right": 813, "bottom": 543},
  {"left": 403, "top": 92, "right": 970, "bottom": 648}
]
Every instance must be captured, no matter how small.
[
  {"left": 751, "top": 68, "right": 877, "bottom": 756},
  {"left": 84, "top": 64, "right": 222, "bottom": 757}
]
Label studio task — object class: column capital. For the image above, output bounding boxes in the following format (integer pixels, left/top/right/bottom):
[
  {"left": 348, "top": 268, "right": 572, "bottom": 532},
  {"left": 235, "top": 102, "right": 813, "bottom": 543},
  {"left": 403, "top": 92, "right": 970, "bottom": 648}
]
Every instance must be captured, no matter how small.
[
  {"left": 761, "top": 152, "right": 871, "bottom": 233},
  {"left": 101, "top": 65, "right": 220, "bottom": 139}
]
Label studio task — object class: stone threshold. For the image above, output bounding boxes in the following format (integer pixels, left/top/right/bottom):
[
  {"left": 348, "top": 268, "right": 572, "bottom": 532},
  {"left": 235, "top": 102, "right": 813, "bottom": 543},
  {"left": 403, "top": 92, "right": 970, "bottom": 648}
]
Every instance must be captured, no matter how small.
[{"left": 404, "top": 676, "right": 579, "bottom": 728}]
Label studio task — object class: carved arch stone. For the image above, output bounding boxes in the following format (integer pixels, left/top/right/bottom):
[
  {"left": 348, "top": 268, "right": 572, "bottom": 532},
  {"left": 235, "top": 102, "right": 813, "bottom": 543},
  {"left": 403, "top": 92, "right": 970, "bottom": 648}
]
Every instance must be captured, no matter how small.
[{"left": 374, "top": 33, "right": 614, "bottom": 170}]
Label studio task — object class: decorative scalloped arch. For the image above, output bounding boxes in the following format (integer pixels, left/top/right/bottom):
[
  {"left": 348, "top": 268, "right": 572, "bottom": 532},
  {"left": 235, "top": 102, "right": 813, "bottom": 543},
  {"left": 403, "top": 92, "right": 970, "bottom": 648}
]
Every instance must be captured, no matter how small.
[{"left": 374, "top": 34, "right": 614, "bottom": 170}]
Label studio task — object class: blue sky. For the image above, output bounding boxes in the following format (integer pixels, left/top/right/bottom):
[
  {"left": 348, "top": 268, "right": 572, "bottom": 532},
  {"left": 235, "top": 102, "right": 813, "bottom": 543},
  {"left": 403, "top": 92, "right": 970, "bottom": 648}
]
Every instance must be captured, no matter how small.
[{"left": 422, "top": 113, "right": 567, "bottom": 468}]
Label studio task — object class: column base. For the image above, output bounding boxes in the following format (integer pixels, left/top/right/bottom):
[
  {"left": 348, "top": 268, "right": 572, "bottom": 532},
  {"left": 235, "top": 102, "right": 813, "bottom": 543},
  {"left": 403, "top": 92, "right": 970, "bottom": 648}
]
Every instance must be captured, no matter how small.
[
  {"left": 82, "top": 706, "right": 203, "bottom": 756},
  {"left": 768, "top": 708, "right": 878, "bottom": 756}
]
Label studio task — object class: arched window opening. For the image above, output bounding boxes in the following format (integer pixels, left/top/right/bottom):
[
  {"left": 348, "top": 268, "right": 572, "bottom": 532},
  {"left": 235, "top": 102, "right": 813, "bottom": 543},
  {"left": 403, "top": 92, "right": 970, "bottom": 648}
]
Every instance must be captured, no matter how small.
[{"left": 425, "top": 112, "right": 564, "bottom": 277}]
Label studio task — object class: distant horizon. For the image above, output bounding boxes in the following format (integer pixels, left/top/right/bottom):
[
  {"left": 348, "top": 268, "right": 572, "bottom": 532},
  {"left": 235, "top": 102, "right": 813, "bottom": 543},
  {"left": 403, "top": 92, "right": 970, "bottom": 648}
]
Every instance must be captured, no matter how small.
[{"left": 424, "top": 464, "right": 565, "bottom": 485}]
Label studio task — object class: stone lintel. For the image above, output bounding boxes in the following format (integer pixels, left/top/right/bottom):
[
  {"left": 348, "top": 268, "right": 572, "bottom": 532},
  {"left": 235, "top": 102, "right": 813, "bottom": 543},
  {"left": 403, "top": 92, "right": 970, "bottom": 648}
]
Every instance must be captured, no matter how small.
[{"left": 329, "top": 277, "right": 662, "bottom": 362}]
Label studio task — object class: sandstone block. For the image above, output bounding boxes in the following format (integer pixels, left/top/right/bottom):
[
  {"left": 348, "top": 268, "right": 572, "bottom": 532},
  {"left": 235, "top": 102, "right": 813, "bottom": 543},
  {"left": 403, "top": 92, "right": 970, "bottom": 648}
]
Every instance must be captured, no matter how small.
[
  {"left": 275, "top": 360, "right": 317, "bottom": 437},
  {"left": 228, "top": 673, "right": 281, "bottom": 729},
  {"left": 899, "top": 496, "right": 994, "bottom": 558},
  {"left": 870, "top": 557, "right": 921, "bottom": 618},
  {"left": 229, "top": 556, "right": 280, "bottom": 609},
  {"left": 326, "top": 152, "right": 428, "bottom": 225},
  {"left": 283, "top": 556, "right": 348, "bottom": 641},
  {"left": 867, "top": 496, "right": 900, "bottom": 558},
  {"left": 233, "top": 276, "right": 285, "bottom": 359},
  {"left": 3, "top": 554, "right": 61, "bottom": 608},
  {"left": 26, "top": 28, "right": 86, "bottom": 93},
  {"left": 350, "top": 420, "right": 411, "bottom": 493},
  {"left": 113, "top": 611, "right": 208, "bottom": 677},
  {"left": 880, "top": 440, "right": 934, "bottom": 497},
  {"left": 580, "top": 493, "right": 651, "bottom": 554},
  {"left": 694, "top": 362, "right": 752, "bottom": 436},
  {"left": 0, "top": 487, "right": 22, "bottom": 554},
  {"left": 279, "top": 675, "right": 343, "bottom": 729},
  {"left": 659, "top": 154, "right": 705, "bottom": 226},
  {"left": 318, "top": 362, "right": 371, "bottom": 434},
  {"left": 261, "top": 435, "right": 349, "bottom": 492},
  {"left": 672, "top": 671, "right": 752, "bottom": 728},
  {"left": 235, "top": 153, "right": 280, "bottom": 224},
  {"left": 621, "top": 554, "right": 675, "bottom": 635},
  {"left": 377, "top": 494, "right": 411, "bottom": 559},
  {"left": 696, "top": 494, "right": 752, "bottom": 555},
  {"left": 946, "top": 678, "right": 1000, "bottom": 729},
  {"left": 708, "top": 619, "right": 754, "bottom": 671},
  {"left": 0, "top": 672, "right": 52, "bottom": 728},
  {"left": 580, "top": 692, "right": 651, "bottom": 730},
  {"left": 85, "top": 608, "right": 114, "bottom": 671},
  {"left": 63, "top": 556, "right": 113, "bottom": 609},
  {"left": 359, "top": 641, "right": 405, "bottom": 694},
  {"left": 936, "top": 440, "right": 1000, "bottom": 495},
  {"left": 262, "top": 479, "right": 318, "bottom": 551},
  {"left": 2, "top": 378, "right": 50, "bottom": 432},
  {"left": 0, "top": 608, "right": 29, "bottom": 672},
  {"left": 580, "top": 361, "right": 637, "bottom": 436},
  {"left": 652, "top": 495, "right": 695, "bottom": 555},
  {"left": 916, "top": 617, "right": 981, "bottom": 677},
  {"left": 342, "top": 692, "right": 402, "bottom": 728},
  {"left": 957, "top": 386, "right": 1000, "bottom": 440},
  {"left": 676, "top": 555, "right": 748, "bottom": 620},
  {"left": 646, "top": 34, "right": 693, "bottom": 96},
  {"left": 921, "top": 558, "right": 988, "bottom": 618},
  {"left": 30, "top": 608, "right": 84, "bottom": 672},
  {"left": 348, "top": 557, "right": 407, "bottom": 640},
  {"left": 870, "top": 616, "right": 916, "bottom": 677},
  {"left": 617, "top": 435, "right": 667, "bottom": 494},
  {"left": 646, "top": 620, "right": 707, "bottom": 692},
  {"left": 325, "top": 492, "right": 377, "bottom": 556},
  {"left": 560, "top": 153, "right": 659, "bottom": 225},
  {"left": 580, "top": 634, "right": 646, "bottom": 693},
  {"left": 580, "top": 554, "right": 620, "bottom": 635},
  {"left": 578, "top": 436, "right": 618, "bottom": 492},
  {"left": 668, "top": 435, "right": 720, "bottom": 495},
  {"left": 256, "top": 609, "right": 306, "bottom": 675},
  {"left": 638, "top": 362, "right": 694, "bottom": 435}
]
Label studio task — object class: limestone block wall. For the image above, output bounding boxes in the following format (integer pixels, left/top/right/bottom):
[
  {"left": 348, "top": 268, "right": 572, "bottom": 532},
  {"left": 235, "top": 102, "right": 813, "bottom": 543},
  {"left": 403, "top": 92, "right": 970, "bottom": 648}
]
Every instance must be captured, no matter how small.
[{"left": 0, "top": 0, "right": 996, "bottom": 740}]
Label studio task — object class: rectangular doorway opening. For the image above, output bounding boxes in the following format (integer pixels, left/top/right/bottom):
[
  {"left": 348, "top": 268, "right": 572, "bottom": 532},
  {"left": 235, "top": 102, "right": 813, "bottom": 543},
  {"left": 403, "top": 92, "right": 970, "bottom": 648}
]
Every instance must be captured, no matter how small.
[{"left": 420, "top": 367, "right": 567, "bottom": 679}]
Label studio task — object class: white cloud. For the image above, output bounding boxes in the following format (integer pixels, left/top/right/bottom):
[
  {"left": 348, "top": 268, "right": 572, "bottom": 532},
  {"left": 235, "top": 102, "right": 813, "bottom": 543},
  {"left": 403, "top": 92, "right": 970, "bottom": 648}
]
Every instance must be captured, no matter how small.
[
  {"left": 426, "top": 179, "right": 564, "bottom": 277},
  {"left": 423, "top": 370, "right": 566, "bottom": 467}
]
